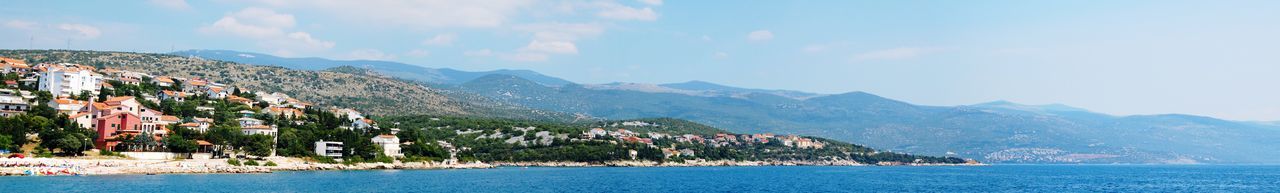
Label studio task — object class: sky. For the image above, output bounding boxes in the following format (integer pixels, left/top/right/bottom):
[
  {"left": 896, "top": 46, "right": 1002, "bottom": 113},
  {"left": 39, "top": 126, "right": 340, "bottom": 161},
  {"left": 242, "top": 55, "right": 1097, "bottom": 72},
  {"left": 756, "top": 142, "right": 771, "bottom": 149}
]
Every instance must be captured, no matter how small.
[{"left": 1, "top": 0, "right": 1278, "bottom": 121}]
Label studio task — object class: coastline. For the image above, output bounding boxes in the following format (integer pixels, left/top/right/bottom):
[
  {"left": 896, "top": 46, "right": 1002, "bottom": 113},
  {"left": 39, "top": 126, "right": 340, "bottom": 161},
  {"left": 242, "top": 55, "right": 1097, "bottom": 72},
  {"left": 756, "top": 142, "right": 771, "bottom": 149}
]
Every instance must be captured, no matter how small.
[{"left": 2, "top": 157, "right": 980, "bottom": 176}]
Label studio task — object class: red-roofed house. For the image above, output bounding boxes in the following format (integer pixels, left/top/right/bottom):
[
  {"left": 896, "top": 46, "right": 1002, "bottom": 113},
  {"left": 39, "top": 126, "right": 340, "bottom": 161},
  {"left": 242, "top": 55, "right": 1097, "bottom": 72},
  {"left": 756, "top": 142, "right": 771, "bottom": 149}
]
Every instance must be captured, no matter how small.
[{"left": 95, "top": 112, "right": 141, "bottom": 151}]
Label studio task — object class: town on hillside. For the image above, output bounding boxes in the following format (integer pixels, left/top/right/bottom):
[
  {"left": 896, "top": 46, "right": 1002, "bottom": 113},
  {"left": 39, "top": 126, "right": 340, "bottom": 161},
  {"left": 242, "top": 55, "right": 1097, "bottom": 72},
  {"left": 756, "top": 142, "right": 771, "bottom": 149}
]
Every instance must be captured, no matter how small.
[
  {"left": 0, "top": 56, "right": 401, "bottom": 161},
  {"left": 0, "top": 54, "right": 967, "bottom": 176}
]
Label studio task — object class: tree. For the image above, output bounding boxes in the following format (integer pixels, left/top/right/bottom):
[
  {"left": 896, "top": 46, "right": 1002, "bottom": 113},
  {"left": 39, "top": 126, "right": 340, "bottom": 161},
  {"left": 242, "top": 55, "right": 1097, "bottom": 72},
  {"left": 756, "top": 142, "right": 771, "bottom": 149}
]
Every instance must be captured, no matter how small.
[
  {"left": 0, "top": 134, "right": 14, "bottom": 152},
  {"left": 240, "top": 134, "right": 274, "bottom": 157},
  {"left": 33, "top": 91, "right": 53, "bottom": 105},
  {"left": 164, "top": 135, "right": 198, "bottom": 153},
  {"left": 76, "top": 90, "right": 93, "bottom": 101}
]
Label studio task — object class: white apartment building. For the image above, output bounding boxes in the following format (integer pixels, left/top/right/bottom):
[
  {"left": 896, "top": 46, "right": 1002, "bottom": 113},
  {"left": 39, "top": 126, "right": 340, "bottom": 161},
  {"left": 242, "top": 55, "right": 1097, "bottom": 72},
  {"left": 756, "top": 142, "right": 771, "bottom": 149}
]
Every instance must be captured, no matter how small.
[
  {"left": 315, "top": 141, "right": 344, "bottom": 159},
  {"left": 39, "top": 65, "right": 103, "bottom": 97}
]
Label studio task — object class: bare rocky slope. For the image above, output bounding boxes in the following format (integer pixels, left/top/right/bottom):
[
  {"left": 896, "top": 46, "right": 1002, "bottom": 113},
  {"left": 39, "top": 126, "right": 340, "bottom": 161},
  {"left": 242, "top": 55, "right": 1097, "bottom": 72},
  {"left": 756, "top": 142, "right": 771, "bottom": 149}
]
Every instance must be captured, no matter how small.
[{"left": 1, "top": 50, "right": 566, "bottom": 120}]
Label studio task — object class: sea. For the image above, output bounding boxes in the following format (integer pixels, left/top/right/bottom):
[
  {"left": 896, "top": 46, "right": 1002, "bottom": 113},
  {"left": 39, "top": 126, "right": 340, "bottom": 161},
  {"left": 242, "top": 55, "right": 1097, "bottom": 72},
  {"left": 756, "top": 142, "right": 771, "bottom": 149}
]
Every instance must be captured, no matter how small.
[{"left": 2, "top": 165, "right": 1277, "bottom": 192}]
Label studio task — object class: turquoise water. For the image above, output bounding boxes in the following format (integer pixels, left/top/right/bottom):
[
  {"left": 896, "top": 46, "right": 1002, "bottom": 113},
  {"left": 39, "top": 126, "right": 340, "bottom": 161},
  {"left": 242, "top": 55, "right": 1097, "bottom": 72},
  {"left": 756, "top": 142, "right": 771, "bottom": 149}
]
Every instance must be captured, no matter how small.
[{"left": 2, "top": 165, "right": 1278, "bottom": 192}]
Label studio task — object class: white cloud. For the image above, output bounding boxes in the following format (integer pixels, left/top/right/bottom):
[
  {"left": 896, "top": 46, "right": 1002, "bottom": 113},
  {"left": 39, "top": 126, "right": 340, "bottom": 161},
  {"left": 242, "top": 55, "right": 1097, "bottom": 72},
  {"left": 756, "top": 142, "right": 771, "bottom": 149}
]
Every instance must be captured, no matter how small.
[
  {"left": 57, "top": 24, "right": 102, "bottom": 39},
  {"left": 637, "top": 0, "right": 663, "bottom": 6},
  {"left": 521, "top": 40, "right": 578, "bottom": 54},
  {"left": 747, "top": 30, "right": 773, "bottom": 41},
  {"left": 513, "top": 22, "right": 605, "bottom": 41},
  {"left": 464, "top": 49, "right": 493, "bottom": 57},
  {"left": 853, "top": 47, "right": 934, "bottom": 60},
  {"left": 713, "top": 52, "right": 729, "bottom": 59},
  {"left": 405, "top": 49, "right": 431, "bottom": 57},
  {"left": 343, "top": 49, "right": 396, "bottom": 60},
  {"left": 201, "top": 7, "right": 334, "bottom": 53},
  {"left": 504, "top": 52, "right": 549, "bottom": 62},
  {"left": 701, "top": 35, "right": 712, "bottom": 41},
  {"left": 244, "top": 0, "right": 534, "bottom": 28},
  {"left": 285, "top": 32, "right": 335, "bottom": 49},
  {"left": 200, "top": 7, "right": 294, "bottom": 38},
  {"left": 4, "top": 20, "right": 38, "bottom": 30},
  {"left": 149, "top": 0, "right": 192, "bottom": 10},
  {"left": 596, "top": 3, "right": 658, "bottom": 21},
  {"left": 421, "top": 33, "right": 457, "bottom": 46},
  {"left": 506, "top": 22, "right": 603, "bottom": 61}
]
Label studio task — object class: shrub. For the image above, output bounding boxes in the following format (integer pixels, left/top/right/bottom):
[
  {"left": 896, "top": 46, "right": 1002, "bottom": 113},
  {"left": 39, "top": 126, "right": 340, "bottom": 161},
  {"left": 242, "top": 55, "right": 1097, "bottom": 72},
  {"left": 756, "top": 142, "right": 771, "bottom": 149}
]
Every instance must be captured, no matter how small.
[
  {"left": 264, "top": 161, "right": 278, "bottom": 166},
  {"left": 227, "top": 159, "right": 241, "bottom": 166},
  {"left": 244, "top": 160, "right": 260, "bottom": 166}
]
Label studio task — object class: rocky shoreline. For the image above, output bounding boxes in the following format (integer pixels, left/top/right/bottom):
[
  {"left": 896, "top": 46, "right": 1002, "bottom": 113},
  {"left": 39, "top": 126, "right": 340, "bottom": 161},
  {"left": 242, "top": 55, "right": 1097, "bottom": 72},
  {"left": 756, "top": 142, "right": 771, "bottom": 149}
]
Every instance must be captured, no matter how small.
[
  {"left": 496, "top": 160, "right": 984, "bottom": 167},
  {"left": 0, "top": 157, "right": 979, "bottom": 176}
]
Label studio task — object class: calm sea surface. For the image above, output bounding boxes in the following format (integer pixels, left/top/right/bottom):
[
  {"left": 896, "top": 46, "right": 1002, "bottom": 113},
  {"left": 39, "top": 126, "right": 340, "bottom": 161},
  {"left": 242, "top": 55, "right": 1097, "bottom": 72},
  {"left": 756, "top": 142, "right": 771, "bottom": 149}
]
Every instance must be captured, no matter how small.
[{"left": 2, "top": 165, "right": 1278, "bottom": 192}]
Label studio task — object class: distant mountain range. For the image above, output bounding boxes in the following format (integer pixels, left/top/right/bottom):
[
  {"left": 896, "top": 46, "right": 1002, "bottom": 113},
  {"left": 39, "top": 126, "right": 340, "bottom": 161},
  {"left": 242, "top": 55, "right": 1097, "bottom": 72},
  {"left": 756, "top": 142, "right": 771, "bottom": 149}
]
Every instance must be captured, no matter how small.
[
  {"left": 171, "top": 50, "right": 574, "bottom": 86},
  {"left": 175, "top": 50, "right": 1280, "bottom": 164}
]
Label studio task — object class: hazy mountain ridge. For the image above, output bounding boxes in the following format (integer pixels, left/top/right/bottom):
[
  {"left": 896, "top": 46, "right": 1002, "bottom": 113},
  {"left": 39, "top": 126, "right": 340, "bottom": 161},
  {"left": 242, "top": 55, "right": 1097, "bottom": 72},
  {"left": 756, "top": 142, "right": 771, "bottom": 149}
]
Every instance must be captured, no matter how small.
[
  {"left": 171, "top": 50, "right": 575, "bottom": 86},
  {"left": 456, "top": 74, "right": 1280, "bottom": 164},
  {"left": 163, "top": 50, "right": 1280, "bottom": 164}
]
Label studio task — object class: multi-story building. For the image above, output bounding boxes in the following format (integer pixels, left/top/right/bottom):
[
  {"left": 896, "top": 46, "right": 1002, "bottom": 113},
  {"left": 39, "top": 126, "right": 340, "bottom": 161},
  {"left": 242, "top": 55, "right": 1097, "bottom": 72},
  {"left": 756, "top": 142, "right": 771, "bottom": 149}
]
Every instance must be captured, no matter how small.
[
  {"left": 38, "top": 64, "right": 102, "bottom": 97},
  {"left": 371, "top": 135, "right": 403, "bottom": 158},
  {"left": 315, "top": 141, "right": 344, "bottom": 159}
]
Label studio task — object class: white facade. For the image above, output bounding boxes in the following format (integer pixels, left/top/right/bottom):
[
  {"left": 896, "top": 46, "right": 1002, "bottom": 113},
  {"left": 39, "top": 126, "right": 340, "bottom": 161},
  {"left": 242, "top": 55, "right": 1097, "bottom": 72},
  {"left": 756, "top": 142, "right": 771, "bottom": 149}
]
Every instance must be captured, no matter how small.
[
  {"left": 39, "top": 66, "right": 102, "bottom": 97},
  {"left": 371, "top": 135, "right": 403, "bottom": 158},
  {"left": 315, "top": 141, "right": 344, "bottom": 158}
]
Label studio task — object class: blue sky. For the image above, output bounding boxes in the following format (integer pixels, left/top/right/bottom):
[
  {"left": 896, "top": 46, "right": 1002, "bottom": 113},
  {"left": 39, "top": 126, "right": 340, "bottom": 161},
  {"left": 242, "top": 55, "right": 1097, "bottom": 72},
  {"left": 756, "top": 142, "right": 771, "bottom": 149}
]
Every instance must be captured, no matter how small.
[{"left": 2, "top": 0, "right": 1278, "bottom": 121}]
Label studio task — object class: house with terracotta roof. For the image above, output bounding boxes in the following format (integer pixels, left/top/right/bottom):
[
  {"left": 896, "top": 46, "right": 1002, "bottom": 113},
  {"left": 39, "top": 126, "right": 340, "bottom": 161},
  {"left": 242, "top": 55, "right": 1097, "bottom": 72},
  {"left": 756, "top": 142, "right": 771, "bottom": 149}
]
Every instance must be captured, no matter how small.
[
  {"left": 158, "top": 115, "right": 180, "bottom": 125},
  {"left": 152, "top": 76, "right": 175, "bottom": 87},
  {"left": 371, "top": 134, "right": 403, "bottom": 158},
  {"left": 183, "top": 79, "right": 208, "bottom": 93},
  {"left": 158, "top": 90, "right": 189, "bottom": 102},
  {"left": 226, "top": 95, "right": 255, "bottom": 106},
  {"left": 49, "top": 98, "right": 88, "bottom": 115},
  {"left": 264, "top": 106, "right": 304, "bottom": 119},
  {"left": 205, "top": 86, "right": 227, "bottom": 99},
  {"left": 0, "top": 57, "right": 30, "bottom": 74}
]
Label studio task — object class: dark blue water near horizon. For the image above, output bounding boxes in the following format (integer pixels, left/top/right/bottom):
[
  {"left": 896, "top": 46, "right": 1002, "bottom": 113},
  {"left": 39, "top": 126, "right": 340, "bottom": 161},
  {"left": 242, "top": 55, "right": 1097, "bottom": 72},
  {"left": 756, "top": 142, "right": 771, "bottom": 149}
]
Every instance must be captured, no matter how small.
[{"left": 3, "top": 165, "right": 1278, "bottom": 192}]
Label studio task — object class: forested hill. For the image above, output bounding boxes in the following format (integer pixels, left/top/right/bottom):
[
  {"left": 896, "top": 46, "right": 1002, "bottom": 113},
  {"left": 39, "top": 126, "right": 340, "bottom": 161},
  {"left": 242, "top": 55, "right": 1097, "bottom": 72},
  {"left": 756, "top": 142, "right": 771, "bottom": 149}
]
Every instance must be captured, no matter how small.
[{"left": 380, "top": 115, "right": 968, "bottom": 164}]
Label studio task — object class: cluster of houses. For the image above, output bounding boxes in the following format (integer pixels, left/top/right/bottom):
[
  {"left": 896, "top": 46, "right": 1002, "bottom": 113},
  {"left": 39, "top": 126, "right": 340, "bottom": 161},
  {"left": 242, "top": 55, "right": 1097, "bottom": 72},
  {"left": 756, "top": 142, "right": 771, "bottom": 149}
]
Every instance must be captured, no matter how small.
[
  {"left": 0, "top": 57, "right": 403, "bottom": 159},
  {"left": 581, "top": 124, "right": 827, "bottom": 159}
]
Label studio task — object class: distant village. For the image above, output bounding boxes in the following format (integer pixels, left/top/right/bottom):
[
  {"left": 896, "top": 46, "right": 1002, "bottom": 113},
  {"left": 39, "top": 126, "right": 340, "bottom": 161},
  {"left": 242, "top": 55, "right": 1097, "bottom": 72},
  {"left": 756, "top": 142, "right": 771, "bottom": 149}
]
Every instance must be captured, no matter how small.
[
  {"left": 579, "top": 121, "right": 827, "bottom": 159},
  {"left": 0, "top": 57, "right": 402, "bottom": 160}
]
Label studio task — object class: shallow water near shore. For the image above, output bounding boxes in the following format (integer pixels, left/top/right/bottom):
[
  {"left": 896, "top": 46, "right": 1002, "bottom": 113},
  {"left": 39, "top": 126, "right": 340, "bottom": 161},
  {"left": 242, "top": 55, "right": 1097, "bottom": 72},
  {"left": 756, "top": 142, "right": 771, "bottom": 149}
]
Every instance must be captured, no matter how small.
[{"left": 3, "top": 165, "right": 1278, "bottom": 192}]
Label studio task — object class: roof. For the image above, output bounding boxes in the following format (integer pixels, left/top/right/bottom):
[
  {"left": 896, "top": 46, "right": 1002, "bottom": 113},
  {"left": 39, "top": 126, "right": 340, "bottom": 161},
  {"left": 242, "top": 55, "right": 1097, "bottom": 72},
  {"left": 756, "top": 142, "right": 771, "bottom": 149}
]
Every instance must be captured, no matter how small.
[
  {"left": 196, "top": 140, "right": 212, "bottom": 146},
  {"left": 0, "top": 57, "right": 25, "bottom": 65},
  {"left": 243, "top": 125, "right": 272, "bottom": 130},
  {"left": 154, "top": 76, "right": 174, "bottom": 83},
  {"left": 104, "top": 96, "right": 135, "bottom": 103},
  {"left": 375, "top": 134, "right": 398, "bottom": 139},
  {"left": 179, "top": 122, "right": 200, "bottom": 127},
  {"left": 54, "top": 98, "right": 88, "bottom": 105},
  {"left": 69, "top": 112, "right": 91, "bottom": 119},
  {"left": 160, "top": 115, "right": 180, "bottom": 122},
  {"left": 193, "top": 117, "right": 213, "bottom": 122}
]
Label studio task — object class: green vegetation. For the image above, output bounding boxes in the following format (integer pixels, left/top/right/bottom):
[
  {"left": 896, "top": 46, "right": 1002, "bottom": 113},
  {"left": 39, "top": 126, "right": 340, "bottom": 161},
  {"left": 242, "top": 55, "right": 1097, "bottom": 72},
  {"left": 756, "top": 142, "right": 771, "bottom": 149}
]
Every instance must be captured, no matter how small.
[
  {"left": 227, "top": 159, "right": 241, "bottom": 166},
  {"left": 381, "top": 115, "right": 968, "bottom": 164}
]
